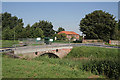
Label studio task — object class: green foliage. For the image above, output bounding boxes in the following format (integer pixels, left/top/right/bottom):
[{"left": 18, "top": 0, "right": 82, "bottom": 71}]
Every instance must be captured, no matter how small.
[
  {"left": 82, "top": 59, "right": 120, "bottom": 79},
  {"left": 2, "top": 55, "right": 95, "bottom": 78},
  {"left": 2, "top": 12, "right": 24, "bottom": 40},
  {"left": 13, "top": 25, "right": 23, "bottom": 39},
  {"left": 119, "top": 20, "right": 120, "bottom": 30},
  {"left": 56, "top": 33, "right": 67, "bottom": 40},
  {"left": 29, "top": 27, "right": 44, "bottom": 38},
  {"left": 53, "top": 40, "right": 71, "bottom": 43},
  {"left": 0, "top": 13, "right": 2, "bottom": 26},
  {"left": 2, "top": 12, "right": 24, "bottom": 29},
  {"left": 2, "top": 27, "right": 14, "bottom": 40},
  {"left": 3, "top": 46, "right": 118, "bottom": 78},
  {"left": 57, "top": 27, "right": 65, "bottom": 33},
  {"left": 79, "top": 10, "right": 117, "bottom": 41},
  {"left": 115, "top": 21, "right": 120, "bottom": 40},
  {"left": 66, "top": 46, "right": 120, "bottom": 79},
  {"left": 31, "top": 20, "right": 55, "bottom": 37},
  {"left": 105, "top": 42, "right": 120, "bottom": 47},
  {"left": 2, "top": 12, "right": 54, "bottom": 40},
  {"left": 24, "top": 24, "right": 31, "bottom": 38},
  {"left": 2, "top": 40, "right": 19, "bottom": 48},
  {"left": 67, "top": 46, "right": 119, "bottom": 59}
]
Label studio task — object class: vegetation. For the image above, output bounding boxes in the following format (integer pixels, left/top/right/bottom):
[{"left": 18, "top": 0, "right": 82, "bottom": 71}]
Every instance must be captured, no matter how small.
[
  {"left": 53, "top": 40, "right": 71, "bottom": 43},
  {"left": 2, "top": 54, "right": 101, "bottom": 78},
  {"left": 116, "top": 20, "right": 120, "bottom": 40},
  {"left": 79, "top": 10, "right": 117, "bottom": 41},
  {"left": 105, "top": 43, "right": 120, "bottom": 47},
  {"left": 2, "top": 11, "right": 119, "bottom": 42},
  {"left": 2, "top": 40, "right": 19, "bottom": 48},
  {"left": 1, "top": 10, "right": 120, "bottom": 79},
  {"left": 66, "top": 46, "right": 120, "bottom": 79},
  {"left": 82, "top": 59, "right": 120, "bottom": 79},
  {"left": 31, "top": 20, "right": 55, "bottom": 37},
  {"left": 67, "top": 46, "right": 119, "bottom": 59},
  {"left": 56, "top": 33, "right": 67, "bottom": 40},
  {"left": 2, "top": 12, "right": 54, "bottom": 40},
  {"left": 2, "top": 46, "right": 119, "bottom": 79},
  {"left": 57, "top": 27, "right": 65, "bottom": 33}
]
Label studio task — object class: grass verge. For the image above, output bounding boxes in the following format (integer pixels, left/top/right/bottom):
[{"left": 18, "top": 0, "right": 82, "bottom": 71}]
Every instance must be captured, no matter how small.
[
  {"left": 2, "top": 40, "right": 19, "bottom": 48},
  {"left": 2, "top": 54, "right": 102, "bottom": 78}
]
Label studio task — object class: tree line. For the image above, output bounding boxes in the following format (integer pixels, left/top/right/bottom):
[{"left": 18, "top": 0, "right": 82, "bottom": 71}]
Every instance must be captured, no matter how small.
[
  {"left": 1, "top": 12, "right": 51, "bottom": 40},
  {"left": 1, "top": 10, "right": 120, "bottom": 41},
  {"left": 1, "top": 12, "right": 66, "bottom": 40}
]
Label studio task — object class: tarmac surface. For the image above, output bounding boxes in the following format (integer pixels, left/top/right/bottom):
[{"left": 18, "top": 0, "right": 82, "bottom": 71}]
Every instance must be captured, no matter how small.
[{"left": 1, "top": 43, "right": 120, "bottom": 53}]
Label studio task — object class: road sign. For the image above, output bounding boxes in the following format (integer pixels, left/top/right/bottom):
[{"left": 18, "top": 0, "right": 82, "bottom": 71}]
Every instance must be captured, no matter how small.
[
  {"left": 36, "top": 37, "right": 41, "bottom": 41},
  {"left": 49, "top": 39, "right": 53, "bottom": 42}
]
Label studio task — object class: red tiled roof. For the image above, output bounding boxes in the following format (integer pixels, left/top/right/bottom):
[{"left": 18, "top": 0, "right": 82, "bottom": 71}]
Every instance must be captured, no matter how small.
[{"left": 58, "top": 31, "right": 79, "bottom": 35}]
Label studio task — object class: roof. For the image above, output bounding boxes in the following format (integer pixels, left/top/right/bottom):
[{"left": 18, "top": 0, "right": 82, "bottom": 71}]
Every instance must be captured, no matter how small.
[{"left": 58, "top": 31, "right": 79, "bottom": 35}]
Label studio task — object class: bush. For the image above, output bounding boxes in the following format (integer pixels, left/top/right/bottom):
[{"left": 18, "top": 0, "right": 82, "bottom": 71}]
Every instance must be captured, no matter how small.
[{"left": 82, "top": 59, "right": 120, "bottom": 79}]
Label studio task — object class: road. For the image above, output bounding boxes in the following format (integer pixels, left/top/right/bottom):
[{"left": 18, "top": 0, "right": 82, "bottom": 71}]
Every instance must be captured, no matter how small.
[
  {"left": 0, "top": 43, "right": 120, "bottom": 53},
  {"left": 71, "top": 43, "right": 120, "bottom": 49},
  {"left": 14, "top": 43, "right": 120, "bottom": 53}
]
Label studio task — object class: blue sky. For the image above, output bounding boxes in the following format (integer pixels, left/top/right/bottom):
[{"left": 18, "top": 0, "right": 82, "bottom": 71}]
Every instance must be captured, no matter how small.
[{"left": 2, "top": 2, "right": 118, "bottom": 35}]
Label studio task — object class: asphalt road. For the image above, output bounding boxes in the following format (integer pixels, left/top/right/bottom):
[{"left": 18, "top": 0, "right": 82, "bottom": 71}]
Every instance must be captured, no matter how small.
[
  {"left": 0, "top": 43, "right": 120, "bottom": 53},
  {"left": 70, "top": 43, "right": 120, "bottom": 49},
  {"left": 14, "top": 43, "right": 120, "bottom": 50}
]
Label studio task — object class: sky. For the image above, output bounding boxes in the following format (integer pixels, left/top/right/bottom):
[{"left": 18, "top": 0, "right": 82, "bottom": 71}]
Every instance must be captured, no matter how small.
[
  {"left": 2, "top": 2, "right": 118, "bottom": 35},
  {"left": 1, "top": 0, "right": 120, "bottom": 2}
]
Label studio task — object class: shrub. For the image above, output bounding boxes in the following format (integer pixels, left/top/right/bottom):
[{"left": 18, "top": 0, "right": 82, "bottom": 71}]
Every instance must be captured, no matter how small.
[{"left": 82, "top": 59, "right": 120, "bottom": 79}]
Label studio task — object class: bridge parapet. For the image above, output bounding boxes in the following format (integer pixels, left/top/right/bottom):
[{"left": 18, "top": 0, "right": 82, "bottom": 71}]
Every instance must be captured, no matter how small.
[{"left": 14, "top": 46, "right": 73, "bottom": 58}]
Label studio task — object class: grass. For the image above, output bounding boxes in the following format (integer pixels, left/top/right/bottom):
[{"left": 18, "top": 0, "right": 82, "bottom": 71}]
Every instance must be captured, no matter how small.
[
  {"left": 30, "top": 43, "right": 44, "bottom": 46},
  {"left": 2, "top": 55, "right": 101, "bottom": 78},
  {"left": 66, "top": 46, "right": 120, "bottom": 79},
  {"left": 66, "top": 46, "right": 119, "bottom": 60},
  {"left": 2, "top": 46, "right": 119, "bottom": 78},
  {"left": 53, "top": 40, "right": 72, "bottom": 43},
  {"left": 1, "top": 40, "right": 19, "bottom": 48},
  {"left": 105, "top": 43, "right": 120, "bottom": 47},
  {"left": 1, "top": 40, "right": 44, "bottom": 48}
]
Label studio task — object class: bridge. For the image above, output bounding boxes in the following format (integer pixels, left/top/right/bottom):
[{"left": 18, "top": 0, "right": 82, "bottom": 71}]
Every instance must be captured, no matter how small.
[
  {"left": 2, "top": 43, "right": 120, "bottom": 59},
  {"left": 14, "top": 44, "right": 73, "bottom": 58}
]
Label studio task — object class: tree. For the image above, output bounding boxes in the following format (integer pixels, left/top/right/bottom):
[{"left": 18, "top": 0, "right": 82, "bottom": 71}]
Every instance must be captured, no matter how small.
[
  {"left": 13, "top": 24, "right": 23, "bottom": 40},
  {"left": 2, "top": 12, "right": 24, "bottom": 29},
  {"left": 57, "top": 27, "right": 65, "bottom": 33},
  {"left": 57, "top": 33, "right": 66, "bottom": 40},
  {"left": 2, "top": 27, "right": 14, "bottom": 40},
  {"left": 118, "top": 20, "right": 120, "bottom": 30},
  {"left": 79, "top": 10, "right": 117, "bottom": 41},
  {"left": 33, "top": 27, "right": 44, "bottom": 38},
  {"left": 2, "top": 12, "right": 24, "bottom": 40},
  {"left": 24, "top": 24, "right": 31, "bottom": 38},
  {"left": 0, "top": 14, "right": 2, "bottom": 39},
  {"left": 31, "top": 20, "right": 55, "bottom": 37},
  {"left": 0, "top": 13, "right": 2, "bottom": 27},
  {"left": 113, "top": 20, "right": 120, "bottom": 40},
  {"left": 28, "top": 25, "right": 44, "bottom": 38}
]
